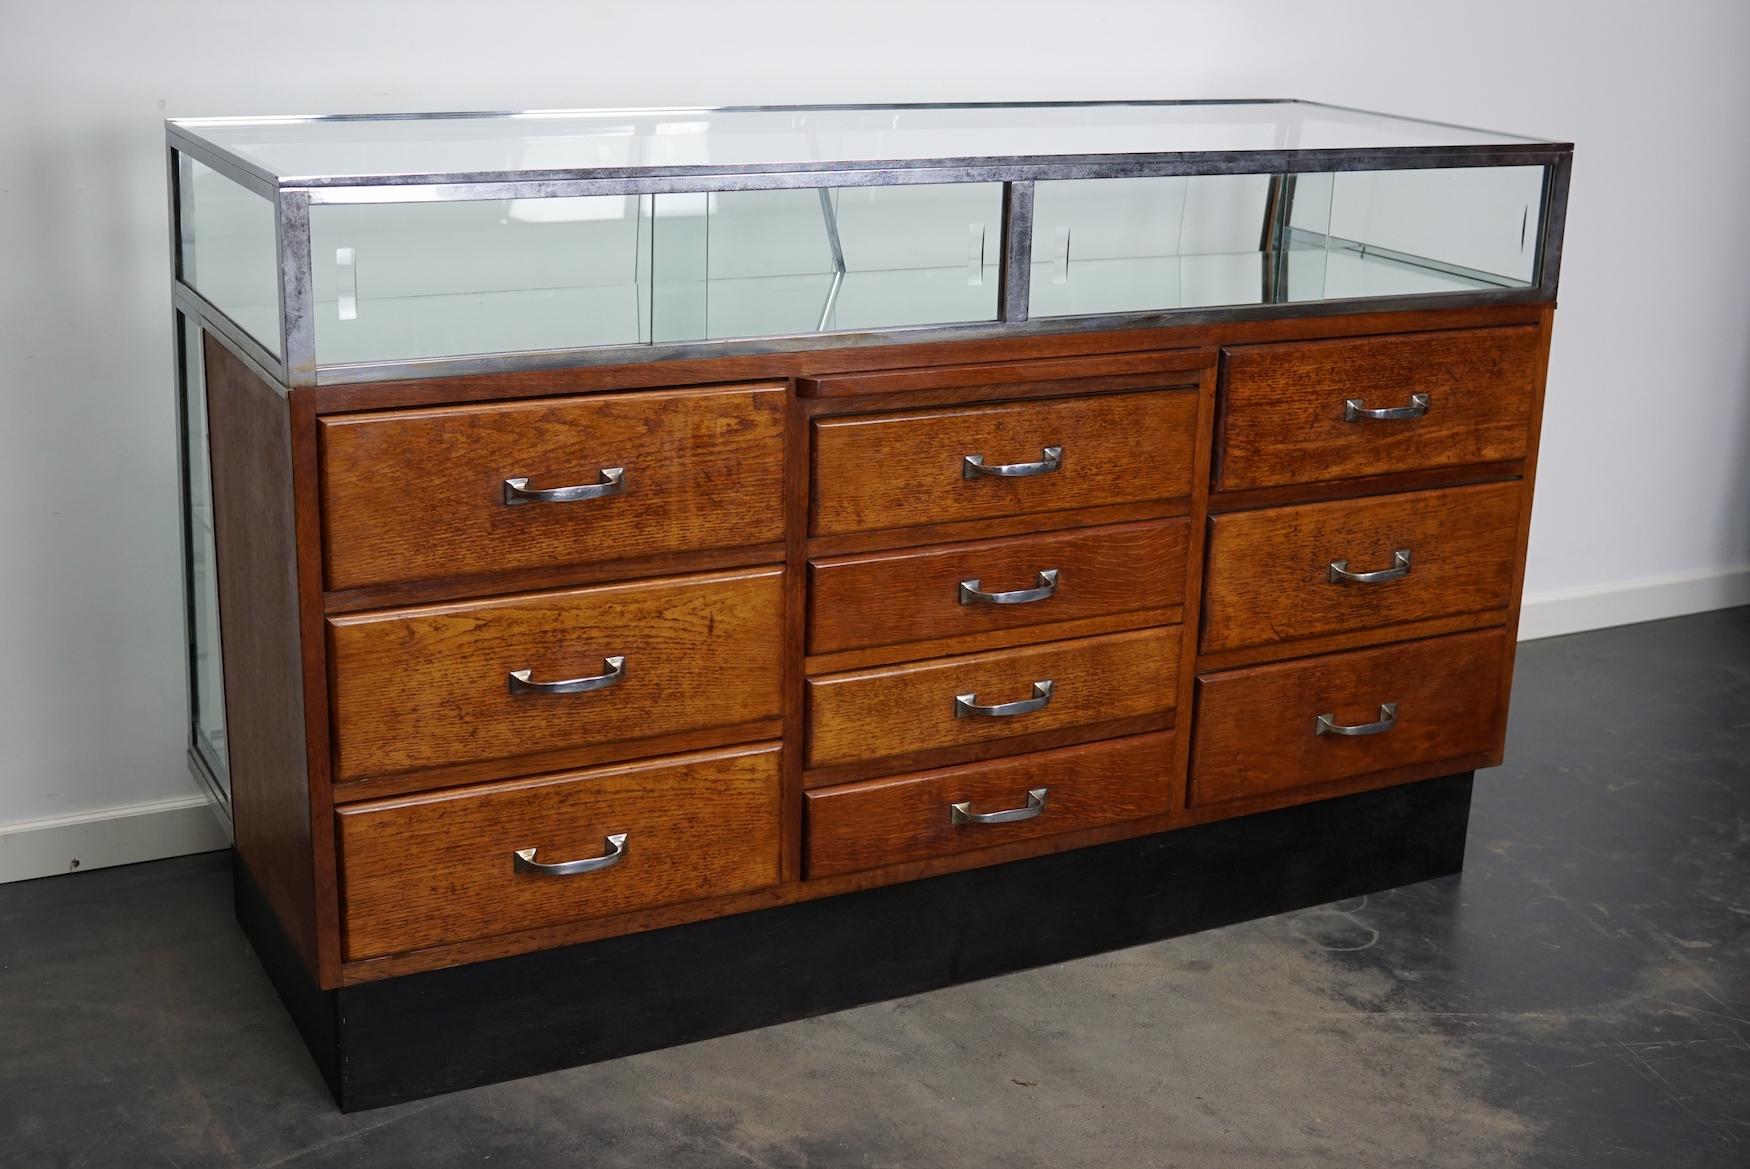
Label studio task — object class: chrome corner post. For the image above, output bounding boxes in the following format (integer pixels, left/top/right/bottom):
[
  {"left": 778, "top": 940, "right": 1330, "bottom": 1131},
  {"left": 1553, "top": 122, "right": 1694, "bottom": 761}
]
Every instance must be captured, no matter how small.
[
  {"left": 998, "top": 179, "right": 1035, "bottom": 324},
  {"left": 276, "top": 187, "right": 318, "bottom": 387},
  {"left": 1534, "top": 151, "right": 1572, "bottom": 301}
]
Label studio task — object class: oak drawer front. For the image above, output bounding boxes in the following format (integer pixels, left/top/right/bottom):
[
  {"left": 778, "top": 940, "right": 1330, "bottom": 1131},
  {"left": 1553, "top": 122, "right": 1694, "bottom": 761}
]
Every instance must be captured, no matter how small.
[
  {"left": 806, "top": 626, "right": 1178, "bottom": 770},
  {"left": 805, "top": 733, "right": 1175, "bottom": 878},
  {"left": 808, "top": 520, "right": 1189, "bottom": 656},
  {"left": 337, "top": 744, "right": 782, "bottom": 960},
  {"left": 328, "top": 567, "right": 784, "bottom": 783},
  {"left": 1200, "top": 482, "right": 1521, "bottom": 654},
  {"left": 1189, "top": 629, "right": 1508, "bottom": 806},
  {"left": 810, "top": 389, "right": 1199, "bottom": 536},
  {"left": 1217, "top": 327, "right": 1539, "bottom": 491},
  {"left": 319, "top": 383, "right": 786, "bottom": 591}
]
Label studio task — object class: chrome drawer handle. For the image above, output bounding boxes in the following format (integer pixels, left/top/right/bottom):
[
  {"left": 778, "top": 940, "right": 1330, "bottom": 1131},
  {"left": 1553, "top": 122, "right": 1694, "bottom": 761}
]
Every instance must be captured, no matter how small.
[
  {"left": 503, "top": 466, "right": 626, "bottom": 506},
  {"left": 950, "top": 787, "right": 1049, "bottom": 826},
  {"left": 962, "top": 445, "right": 1063, "bottom": 479},
  {"left": 959, "top": 568, "right": 1060, "bottom": 606},
  {"left": 1329, "top": 548, "right": 1411, "bottom": 584},
  {"left": 1344, "top": 393, "right": 1429, "bottom": 422},
  {"left": 954, "top": 679, "right": 1054, "bottom": 719},
  {"left": 507, "top": 655, "right": 626, "bottom": 696},
  {"left": 1316, "top": 703, "right": 1399, "bottom": 737},
  {"left": 513, "top": 833, "right": 628, "bottom": 876}
]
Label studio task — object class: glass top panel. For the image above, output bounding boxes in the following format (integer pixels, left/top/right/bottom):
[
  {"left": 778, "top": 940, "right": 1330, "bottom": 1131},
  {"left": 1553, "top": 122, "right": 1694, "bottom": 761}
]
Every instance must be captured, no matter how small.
[{"left": 172, "top": 101, "right": 1548, "bottom": 183}]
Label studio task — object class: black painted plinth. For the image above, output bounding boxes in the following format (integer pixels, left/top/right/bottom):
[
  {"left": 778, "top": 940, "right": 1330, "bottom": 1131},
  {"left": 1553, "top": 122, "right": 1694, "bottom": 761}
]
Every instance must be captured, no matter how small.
[{"left": 237, "top": 772, "right": 1473, "bottom": 1111}]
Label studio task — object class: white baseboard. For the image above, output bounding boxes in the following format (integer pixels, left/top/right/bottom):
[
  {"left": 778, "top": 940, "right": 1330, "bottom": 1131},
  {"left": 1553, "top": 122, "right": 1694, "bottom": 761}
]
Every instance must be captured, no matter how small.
[
  {"left": 1, "top": 568, "right": 1742, "bottom": 886},
  {"left": 1518, "top": 564, "right": 1750, "bottom": 641},
  {"left": 0, "top": 794, "right": 230, "bottom": 885}
]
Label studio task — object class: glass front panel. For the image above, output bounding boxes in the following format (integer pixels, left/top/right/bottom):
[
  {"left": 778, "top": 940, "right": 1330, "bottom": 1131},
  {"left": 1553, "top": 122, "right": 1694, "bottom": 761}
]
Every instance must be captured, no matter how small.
[
  {"left": 655, "top": 182, "right": 1002, "bottom": 341},
  {"left": 176, "top": 155, "right": 280, "bottom": 355},
  {"left": 1031, "top": 165, "right": 1543, "bottom": 316},
  {"left": 178, "top": 315, "right": 228, "bottom": 788},
  {"left": 307, "top": 194, "right": 654, "bottom": 364}
]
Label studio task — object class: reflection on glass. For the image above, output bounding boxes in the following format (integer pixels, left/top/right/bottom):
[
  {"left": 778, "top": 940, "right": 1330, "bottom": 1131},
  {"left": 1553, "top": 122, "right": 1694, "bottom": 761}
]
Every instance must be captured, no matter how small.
[
  {"left": 179, "top": 315, "right": 228, "bottom": 787},
  {"left": 656, "top": 183, "right": 1002, "bottom": 340},
  {"left": 177, "top": 155, "right": 281, "bottom": 355},
  {"left": 1031, "top": 166, "right": 1543, "bottom": 317},
  {"left": 308, "top": 195, "right": 654, "bottom": 365}
]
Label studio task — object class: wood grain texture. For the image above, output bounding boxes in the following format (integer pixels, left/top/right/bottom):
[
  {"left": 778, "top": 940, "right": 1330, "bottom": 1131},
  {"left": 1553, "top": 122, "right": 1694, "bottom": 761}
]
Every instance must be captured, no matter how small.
[
  {"left": 327, "top": 567, "right": 783, "bottom": 782},
  {"left": 1200, "top": 481, "right": 1522, "bottom": 655},
  {"left": 336, "top": 744, "right": 782, "bottom": 960},
  {"left": 1189, "top": 629, "right": 1509, "bottom": 806},
  {"left": 799, "top": 348, "right": 1211, "bottom": 398},
  {"left": 806, "top": 626, "right": 1179, "bottom": 769},
  {"left": 204, "top": 336, "right": 318, "bottom": 972},
  {"left": 319, "top": 383, "right": 785, "bottom": 591},
  {"left": 805, "top": 733, "right": 1177, "bottom": 878},
  {"left": 1216, "top": 326, "right": 1540, "bottom": 491},
  {"left": 807, "top": 520, "right": 1188, "bottom": 656},
  {"left": 810, "top": 389, "right": 1199, "bottom": 536}
]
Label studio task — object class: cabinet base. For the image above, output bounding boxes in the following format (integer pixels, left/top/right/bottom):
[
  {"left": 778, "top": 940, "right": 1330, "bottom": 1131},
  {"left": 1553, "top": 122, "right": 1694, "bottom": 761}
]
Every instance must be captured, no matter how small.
[{"left": 238, "top": 772, "right": 1474, "bottom": 1111}]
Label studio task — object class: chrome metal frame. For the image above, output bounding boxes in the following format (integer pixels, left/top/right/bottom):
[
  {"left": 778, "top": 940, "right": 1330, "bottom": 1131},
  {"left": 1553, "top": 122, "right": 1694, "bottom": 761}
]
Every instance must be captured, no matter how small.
[{"left": 163, "top": 99, "right": 1572, "bottom": 391}]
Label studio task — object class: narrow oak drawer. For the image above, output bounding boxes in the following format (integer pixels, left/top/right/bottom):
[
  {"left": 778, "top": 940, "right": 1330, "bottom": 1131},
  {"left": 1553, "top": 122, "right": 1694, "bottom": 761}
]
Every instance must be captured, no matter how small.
[
  {"left": 1217, "top": 326, "right": 1540, "bottom": 491},
  {"left": 810, "top": 389, "right": 1199, "bottom": 536},
  {"left": 806, "top": 626, "right": 1179, "bottom": 770},
  {"left": 808, "top": 519, "right": 1189, "bottom": 657},
  {"left": 337, "top": 744, "right": 782, "bottom": 960},
  {"left": 806, "top": 733, "right": 1176, "bottom": 878},
  {"left": 320, "top": 383, "right": 786, "bottom": 591},
  {"left": 1200, "top": 481, "right": 1520, "bottom": 654},
  {"left": 1189, "top": 629, "right": 1508, "bottom": 806},
  {"left": 328, "top": 567, "right": 784, "bottom": 783}
]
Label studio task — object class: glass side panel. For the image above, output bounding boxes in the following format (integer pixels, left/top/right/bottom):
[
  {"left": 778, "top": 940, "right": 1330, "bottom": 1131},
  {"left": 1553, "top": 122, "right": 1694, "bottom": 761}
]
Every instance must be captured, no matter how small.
[
  {"left": 176, "top": 154, "right": 280, "bottom": 355},
  {"left": 307, "top": 195, "right": 653, "bottom": 364},
  {"left": 178, "top": 315, "right": 228, "bottom": 788},
  {"left": 1031, "top": 165, "right": 1543, "bottom": 316},
  {"left": 175, "top": 102, "right": 1547, "bottom": 183},
  {"left": 655, "top": 183, "right": 1001, "bottom": 341}
]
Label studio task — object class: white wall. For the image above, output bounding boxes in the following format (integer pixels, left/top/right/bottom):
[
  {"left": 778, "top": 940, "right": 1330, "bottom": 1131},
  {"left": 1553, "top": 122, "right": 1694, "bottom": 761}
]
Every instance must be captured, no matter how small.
[{"left": 2, "top": 0, "right": 1746, "bottom": 877}]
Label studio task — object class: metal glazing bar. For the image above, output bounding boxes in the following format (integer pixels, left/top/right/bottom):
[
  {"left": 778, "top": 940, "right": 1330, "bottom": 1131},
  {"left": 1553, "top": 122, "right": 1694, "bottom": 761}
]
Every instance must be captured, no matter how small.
[
  {"left": 277, "top": 189, "right": 317, "bottom": 386},
  {"left": 816, "top": 187, "right": 846, "bottom": 332},
  {"left": 164, "top": 126, "right": 280, "bottom": 199},
  {"left": 998, "top": 180, "right": 1034, "bottom": 323},
  {"left": 171, "top": 282, "right": 286, "bottom": 389},
  {"left": 1535, "top": 154, "right": 1572, "bottom": 300}
]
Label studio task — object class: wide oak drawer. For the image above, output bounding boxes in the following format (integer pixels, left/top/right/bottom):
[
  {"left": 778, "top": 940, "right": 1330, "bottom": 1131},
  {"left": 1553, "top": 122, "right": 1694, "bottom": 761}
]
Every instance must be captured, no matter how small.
[
  {"left": 1189, "top": 630, "right": 1508, "bottom": 806},
  {"left": 1217, "top": 327, "right": 1540, "bottom": 491},
  {"left": 806, "top": 626, "right": 1179, "bottom": 771},
  {"left": 808, "top": 520, "right": 1189, "bottom": 657},
  {"left": 320, "top": 383, "right": 786, "bottom": 591},
  {"left": 328, "top": 567, "right": 784, "bottom": 783},
  {"left": 1200, "top": 481, "right": 1520, "bottom": 654},
  {"left": 810, "top": 389, "right": 1199, "bottom": 536},
  {"left": 806, "top": 733, "right": 1176, "bottom": 878},
  {"left": 337, "top": 744, "right": 782, "bottom": 960}
]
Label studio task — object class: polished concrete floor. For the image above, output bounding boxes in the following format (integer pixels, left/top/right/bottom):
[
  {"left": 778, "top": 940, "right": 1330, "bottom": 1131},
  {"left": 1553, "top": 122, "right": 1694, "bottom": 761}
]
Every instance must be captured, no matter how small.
[{"left": 3, "top": 608, "right": 1747, "bottom": 1168}]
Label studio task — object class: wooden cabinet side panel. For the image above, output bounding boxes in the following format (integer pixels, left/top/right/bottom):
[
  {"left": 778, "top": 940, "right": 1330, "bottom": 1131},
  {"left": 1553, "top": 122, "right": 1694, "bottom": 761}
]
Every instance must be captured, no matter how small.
[{"left": 204, "top": 337, "right": 318, "bottom": 973}]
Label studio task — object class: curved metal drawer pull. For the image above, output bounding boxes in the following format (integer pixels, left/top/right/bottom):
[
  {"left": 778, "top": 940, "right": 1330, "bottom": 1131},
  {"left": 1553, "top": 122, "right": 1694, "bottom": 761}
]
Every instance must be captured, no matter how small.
[
  {"left": 1316, "top": 703, "right": 1399, "bottom": 737},
  {"left": 503, "top": 466, "right": 626, "bottom": 506},
  {"left": 1329, "top": 548, "right": 1412, "bottom": 584},
  {"left": 954, "top": 679, "right": 1054, "bottom": 719},
  {"left": 950, "top": 787, "right": 1049, "bottom": 826},
  {"left": 962, "top": 445, "right": 1063, "bottom": 479},
  {"left": 1344, "top": 393, "right": 1429, "bottom": 422},
  {"left": 513, "top": 833, "right": 628, "bottom": 876},
  {"left": 959, "top": 568, "right": 1060, "bottom": 606},
  {"left": 507, "top": 655, "right": 626, "bottom": 696}
]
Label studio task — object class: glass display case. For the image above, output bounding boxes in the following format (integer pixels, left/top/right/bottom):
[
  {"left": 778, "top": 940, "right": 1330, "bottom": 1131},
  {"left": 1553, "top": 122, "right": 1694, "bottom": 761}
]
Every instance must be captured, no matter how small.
[{"left": 166, "top": 100, "right": 1571, "bottom": 800}]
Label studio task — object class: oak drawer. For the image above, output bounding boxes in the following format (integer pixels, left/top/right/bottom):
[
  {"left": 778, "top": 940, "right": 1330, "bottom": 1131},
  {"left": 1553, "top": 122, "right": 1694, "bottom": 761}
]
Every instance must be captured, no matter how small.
[
  {"left": 1200, "top": 482, "right": 1520, "bottom": 654},
  {"left": 806, "top": 626, "right": 1178, "bottom": 770},
  {"left": 1189, "top": 629, "right": 1508, "bottom": 806},
  {"left": 805, "top": 733, "right": 1176, "bottom": 878},
  {"left": 337, "top": 744, "right": 782, "bottom": 960},
  {"left": 808, "top": 520, "right": 1189, "bottom": 657},
  {"left": 328, "top": 567, "right": 784, "bottom": 783},
  {"left": 810, "top": 389, "right": 1199, "bottom": 536},
  {"left": 1217, "top": 327, "right": 1540, "bottom": 491},
  {"left": 319, "top": 383, "right": 786, "bottom": 591}
]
